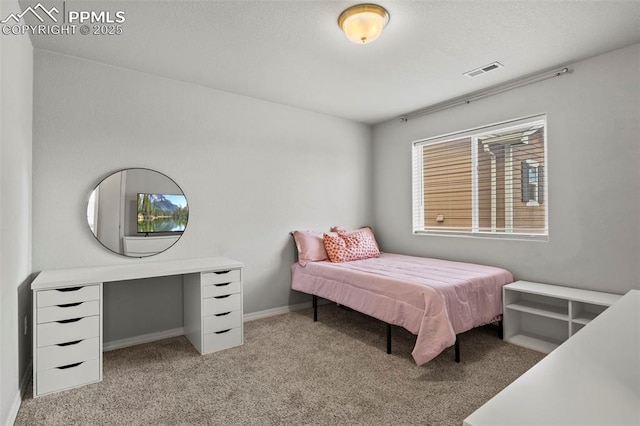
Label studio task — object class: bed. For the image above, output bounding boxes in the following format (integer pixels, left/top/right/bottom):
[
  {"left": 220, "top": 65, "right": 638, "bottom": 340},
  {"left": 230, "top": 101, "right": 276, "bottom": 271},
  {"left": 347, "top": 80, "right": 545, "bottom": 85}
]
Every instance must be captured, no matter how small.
[{"left": 290, "top": 229, "right": 513, "bottom": 365}]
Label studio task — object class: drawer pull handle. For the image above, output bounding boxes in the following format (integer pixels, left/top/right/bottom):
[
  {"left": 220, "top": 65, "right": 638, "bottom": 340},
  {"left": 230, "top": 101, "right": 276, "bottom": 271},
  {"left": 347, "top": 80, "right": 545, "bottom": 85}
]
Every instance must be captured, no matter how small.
[
  {"left": 57, "top": 361, "right": 84, "bottom": 370},
  {"left": 215, "top": 329, "right": 231, "bottom": 334},
  {"left": 214, "top": 295, "right": 231, "bottom": 299},
  {"left": 58, "top": 302, "right": 82, "bottom": 308},
  {"left": 56, "top": 287, "right": 83, "bottom": 292},
  {"left": 215, "top": 312, "right": 231, "bottom": 317},
  {"left": 214, "top": 282, "right": 231, "bottom": 287},
  {"left": 57, "top": 340, "right": 82, "bottom": 347},
  {"left": 57, "top": 318, "right": 82, "bottom": 324},
  {"left": 213, "top": 270, "right": 231, "bottom": 275}
]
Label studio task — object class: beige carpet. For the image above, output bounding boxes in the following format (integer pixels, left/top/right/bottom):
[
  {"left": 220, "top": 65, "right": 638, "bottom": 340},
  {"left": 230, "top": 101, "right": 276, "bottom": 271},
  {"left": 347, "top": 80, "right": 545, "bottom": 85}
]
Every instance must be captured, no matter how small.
[{"left": 16, "top": 304, "right": 544, "bottom": 425}]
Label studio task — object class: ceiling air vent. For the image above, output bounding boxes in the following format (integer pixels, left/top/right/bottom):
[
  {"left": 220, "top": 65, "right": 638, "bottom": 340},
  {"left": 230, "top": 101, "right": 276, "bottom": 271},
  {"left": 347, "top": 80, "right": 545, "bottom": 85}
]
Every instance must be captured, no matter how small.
[{"left": 464, "top": 62, "right": 504, "bottom": 78}]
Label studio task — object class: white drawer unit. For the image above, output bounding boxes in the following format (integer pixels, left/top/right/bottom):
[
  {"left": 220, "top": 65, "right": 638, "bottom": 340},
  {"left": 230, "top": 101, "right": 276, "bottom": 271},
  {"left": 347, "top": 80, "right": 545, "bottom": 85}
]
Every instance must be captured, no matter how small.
[
  {"left": 37, "top": 285, "right": 100, "bottom": 307},
  {"left": 33, "top": 283, "right": 103, "bottom": 397},
  {"left": 36, "top": 316, "right": 100, "bottom": 347},
  {"left": 37, "top": 337, "right": 100, "bottom": 371},
  {"left": 203, "top": 310, "right": 242, "bottom": 334},
  {"left": 203, "top": 280, "right": 242, "bottom": 298},
  {"left": 203, "top": 293, "right": 242, "bottom": 316},
  {"left": 201, "top": 269, "right": 241, "bottom": 286},
  {"left": 37, "top": 300, "right": 100, "bottom": 323},
  {"left": 503, "top": 281, "right": 622, "bottom": 353},
  {"left": 37, "top": 358, "right": 101, "bottom": 396},
  {"left": 203, "top": 327, "right": 243, "bottom": 354},
  {"left": 184, "top": 267, "right": 244, "bottom": 354}
]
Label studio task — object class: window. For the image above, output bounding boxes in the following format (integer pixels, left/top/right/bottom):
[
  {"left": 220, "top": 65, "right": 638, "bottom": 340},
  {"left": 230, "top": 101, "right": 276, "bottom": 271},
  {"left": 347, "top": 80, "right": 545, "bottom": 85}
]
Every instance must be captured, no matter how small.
[{"left": 412, "top": 115, "right": 548, "bottom": 240}]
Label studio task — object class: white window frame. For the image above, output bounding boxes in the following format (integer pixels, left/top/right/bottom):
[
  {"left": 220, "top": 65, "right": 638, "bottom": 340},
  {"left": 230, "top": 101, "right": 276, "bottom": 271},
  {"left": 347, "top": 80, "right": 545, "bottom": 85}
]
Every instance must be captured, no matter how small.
[{"left": 412, "top": 114, "right": 549, "bottom": 241}]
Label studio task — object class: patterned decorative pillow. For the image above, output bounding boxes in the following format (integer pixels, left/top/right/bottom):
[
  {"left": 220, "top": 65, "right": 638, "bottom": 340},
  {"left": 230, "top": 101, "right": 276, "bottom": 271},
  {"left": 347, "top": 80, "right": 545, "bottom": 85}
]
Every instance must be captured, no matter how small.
[
  {"left": 323, "top": 229, "right": 380, "bottom": 262},
  {"left": 330, "top": 226, "right": 381, "bottom": 253}
]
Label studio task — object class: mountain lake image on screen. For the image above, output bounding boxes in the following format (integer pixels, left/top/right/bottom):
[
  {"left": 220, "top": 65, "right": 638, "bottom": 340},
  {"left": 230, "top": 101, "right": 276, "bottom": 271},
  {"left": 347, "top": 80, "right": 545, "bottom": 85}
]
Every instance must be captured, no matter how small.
[{"left": 137, "top": 193, "right": 189, "bottom": 233}]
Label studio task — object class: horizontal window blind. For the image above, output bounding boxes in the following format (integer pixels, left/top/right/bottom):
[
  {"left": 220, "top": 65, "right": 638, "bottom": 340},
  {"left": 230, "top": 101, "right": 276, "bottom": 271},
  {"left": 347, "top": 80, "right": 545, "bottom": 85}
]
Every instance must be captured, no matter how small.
[
  {"left": 412, "top": 115, "right": 548, "bottom": 239},
  {"left": 422, "top": 138, "right": 472, "bottom": 232}
]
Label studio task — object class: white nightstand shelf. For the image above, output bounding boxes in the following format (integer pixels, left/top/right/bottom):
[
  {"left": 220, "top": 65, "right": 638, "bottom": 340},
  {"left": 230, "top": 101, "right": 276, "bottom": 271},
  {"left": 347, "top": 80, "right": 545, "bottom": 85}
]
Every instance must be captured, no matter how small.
[
  {"left": 503, "top": 281, "right": 621, "bottom": 353},
  {"left": 505, "top": 332, "right": 563, "bottom": 354}
]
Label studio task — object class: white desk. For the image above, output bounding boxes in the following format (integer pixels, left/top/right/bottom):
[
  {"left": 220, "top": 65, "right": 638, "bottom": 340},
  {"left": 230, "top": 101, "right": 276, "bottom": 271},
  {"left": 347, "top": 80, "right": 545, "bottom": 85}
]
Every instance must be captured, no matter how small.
[
  {"left": 31, "top": 256, "right": 243, "bottom": 397},
  {"left": 464, "top": 289, "right": 640, "bottom": 426}
]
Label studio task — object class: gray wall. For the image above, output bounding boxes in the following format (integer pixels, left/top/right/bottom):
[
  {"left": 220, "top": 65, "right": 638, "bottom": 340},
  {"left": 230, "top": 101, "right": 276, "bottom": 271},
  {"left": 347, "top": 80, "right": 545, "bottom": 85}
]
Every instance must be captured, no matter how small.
[
  {"left": 372, "top": 44, "right": 640, "bottom": 295},
  {"left": 0, "top": 0, "right": 33, "bottom": 423},
  {"left": 32, "top": 50, "right": 372, "bottom": 342}
]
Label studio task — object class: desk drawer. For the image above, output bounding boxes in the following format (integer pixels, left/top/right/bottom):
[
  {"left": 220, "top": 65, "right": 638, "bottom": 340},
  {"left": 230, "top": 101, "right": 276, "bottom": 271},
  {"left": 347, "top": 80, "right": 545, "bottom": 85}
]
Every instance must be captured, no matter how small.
[
  {"left": 202, "top": 269, "right": 241, "bottom": 286},
  {"left": 203, "top": 281, "right": 241, "bottom": 298},
  {"left": 37, "top": 300, "right": 100, "bottom": 324},
  {"left": 37, "top": 285, "right": 100, "bottom": 308},
  {"left": 203, "top": 327, "right": 242, "bottom": 354},
  {"left": 37, "top": 358, "right": 100, "bottom": 396},
  {"left": 203, "top": 293, "right": 242, "bottom": 316},
  {"left": 37, "top": 316, "right": 100, "bottom": 347},
  {"left": 203, "top": 310, "right": 242, "bottom": 334},
  {"left": 37, "top": 337, "right": 100, "bottom": 371}
]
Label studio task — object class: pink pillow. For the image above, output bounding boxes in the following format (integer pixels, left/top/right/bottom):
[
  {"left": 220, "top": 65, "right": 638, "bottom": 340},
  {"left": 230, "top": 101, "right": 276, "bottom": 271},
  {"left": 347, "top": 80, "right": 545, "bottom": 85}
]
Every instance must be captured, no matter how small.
[
  {"left": 323, "top": 229, "right": 380, "bottom": 263},
  {"left": 330, "top": 226, "right": 381, "bottom": 253},
  {"left": 291, "top": 230, "right": 330, "bottom": 266}
]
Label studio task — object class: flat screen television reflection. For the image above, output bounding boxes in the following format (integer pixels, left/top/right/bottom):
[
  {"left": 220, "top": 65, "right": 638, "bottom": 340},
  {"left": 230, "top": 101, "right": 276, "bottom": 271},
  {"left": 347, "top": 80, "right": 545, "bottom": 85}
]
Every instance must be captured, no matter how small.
[{"left": 137, "top": 193, "right": 189, "bottom": 234}]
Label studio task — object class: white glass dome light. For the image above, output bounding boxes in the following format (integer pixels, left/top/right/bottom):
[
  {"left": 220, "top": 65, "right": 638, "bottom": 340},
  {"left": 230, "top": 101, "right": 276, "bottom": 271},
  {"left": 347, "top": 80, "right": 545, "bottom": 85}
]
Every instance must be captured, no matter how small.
[{"left": 338, "top": 4, "right": 390, "bottom": 44}]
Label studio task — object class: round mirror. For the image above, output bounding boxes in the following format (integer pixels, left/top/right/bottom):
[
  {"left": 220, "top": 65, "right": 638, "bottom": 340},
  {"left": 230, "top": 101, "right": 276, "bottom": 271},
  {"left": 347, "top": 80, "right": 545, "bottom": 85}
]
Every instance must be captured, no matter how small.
[{"left": 87, "top": 168, "right": 189, "bottom": 257}]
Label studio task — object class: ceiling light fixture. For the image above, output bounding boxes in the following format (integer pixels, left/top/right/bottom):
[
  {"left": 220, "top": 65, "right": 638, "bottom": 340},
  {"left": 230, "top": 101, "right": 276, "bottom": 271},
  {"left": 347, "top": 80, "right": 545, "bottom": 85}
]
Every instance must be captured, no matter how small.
[{"left": 338, "top": 4, "right": 389, "bottom": 44}]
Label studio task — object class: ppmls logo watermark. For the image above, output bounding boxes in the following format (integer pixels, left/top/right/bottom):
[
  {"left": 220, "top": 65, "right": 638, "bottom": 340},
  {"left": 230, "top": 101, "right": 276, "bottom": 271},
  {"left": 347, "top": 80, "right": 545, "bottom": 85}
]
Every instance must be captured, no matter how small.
[{"left": 2, "top": 2, "right": 126, "bottom": 36}]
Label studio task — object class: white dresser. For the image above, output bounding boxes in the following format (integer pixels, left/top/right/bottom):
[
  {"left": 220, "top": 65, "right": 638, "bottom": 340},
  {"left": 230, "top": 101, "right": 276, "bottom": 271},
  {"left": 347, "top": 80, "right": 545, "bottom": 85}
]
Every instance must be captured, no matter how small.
[{"left": 31, "top": 257, "right": 243, "bottom": 397}]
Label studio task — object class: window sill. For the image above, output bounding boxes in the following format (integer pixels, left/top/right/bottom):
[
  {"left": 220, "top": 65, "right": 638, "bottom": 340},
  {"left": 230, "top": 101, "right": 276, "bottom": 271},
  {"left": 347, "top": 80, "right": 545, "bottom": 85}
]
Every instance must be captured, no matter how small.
[{"left": 413, "top": 230, "right": 549, "bottom": 242}]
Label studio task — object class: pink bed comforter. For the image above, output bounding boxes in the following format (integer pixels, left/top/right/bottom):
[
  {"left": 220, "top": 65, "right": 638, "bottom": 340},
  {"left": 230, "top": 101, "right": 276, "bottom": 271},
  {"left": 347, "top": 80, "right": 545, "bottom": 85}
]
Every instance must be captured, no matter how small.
[{"left": 291, "top": 253, "right": 513, "bottom": 365}]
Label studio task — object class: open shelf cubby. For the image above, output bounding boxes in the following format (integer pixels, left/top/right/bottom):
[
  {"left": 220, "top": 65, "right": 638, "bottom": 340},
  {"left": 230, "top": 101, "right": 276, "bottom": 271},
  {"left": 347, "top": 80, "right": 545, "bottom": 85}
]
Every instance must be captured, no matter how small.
[{"left": 503, "top": 281, "right": 621, "bottom": 353}]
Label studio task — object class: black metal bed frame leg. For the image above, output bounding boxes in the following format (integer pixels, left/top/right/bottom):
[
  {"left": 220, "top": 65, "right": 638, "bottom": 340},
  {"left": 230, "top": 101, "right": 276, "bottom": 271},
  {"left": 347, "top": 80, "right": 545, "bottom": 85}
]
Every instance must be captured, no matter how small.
[
  {"left": 310, "top": 296, "right": 465, "bottom": 363},
  {"left": 386, "top": 323, "right": 392, "bottom": 354},
  {"left": 311, "top": 298, "right": 463, "bottom": 362},
  {"left": 312, "top": 295, "right": 318, "bottom": 322},
  {"left": 498, "top": 319, "right": 504, "bottom": 340}
]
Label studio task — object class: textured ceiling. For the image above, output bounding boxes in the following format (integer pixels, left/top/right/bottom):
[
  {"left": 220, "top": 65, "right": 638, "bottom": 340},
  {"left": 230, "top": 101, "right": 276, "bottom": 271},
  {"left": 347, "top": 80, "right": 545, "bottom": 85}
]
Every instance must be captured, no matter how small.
[{"left": 23, "top": 0, "right": 640, "bottom": 124}]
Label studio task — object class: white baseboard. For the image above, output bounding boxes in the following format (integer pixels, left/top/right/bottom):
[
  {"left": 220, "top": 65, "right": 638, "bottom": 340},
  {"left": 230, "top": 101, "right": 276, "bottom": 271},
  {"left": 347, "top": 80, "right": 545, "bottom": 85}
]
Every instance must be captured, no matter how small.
[
  {"left": 243, "top": 300, "right": 326, "bottom": 322},
  {"left": 103, "top": 327, "right": 185, "bottom": 352},
  {"left": 3, "top": 360, "right": 31, "bottom": 426},
  {"left": 4, "top": 389, "right": 21, "bottom": 426},
  {"left": 103, "top": 301, "right": 322, "bottom": 351}
]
